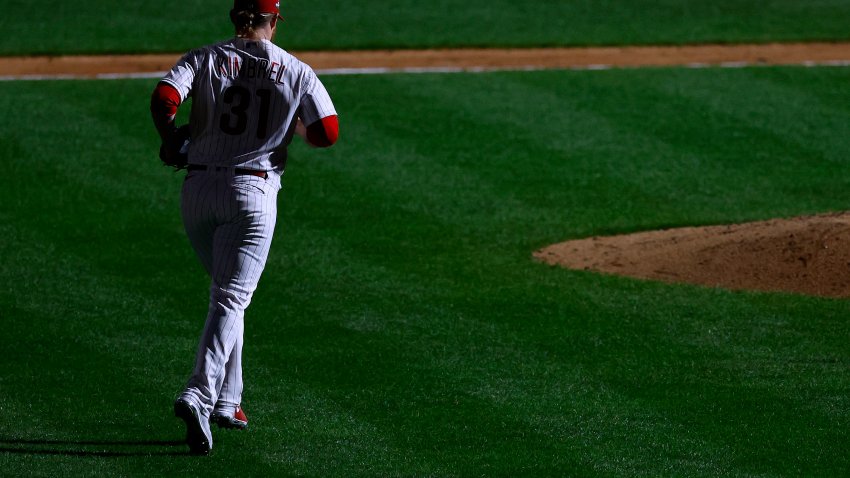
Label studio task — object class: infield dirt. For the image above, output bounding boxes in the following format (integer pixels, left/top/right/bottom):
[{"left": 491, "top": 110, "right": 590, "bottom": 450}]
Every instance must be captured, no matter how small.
[{"left": 3, "top": 41, "right": 850, "bottom": 77}]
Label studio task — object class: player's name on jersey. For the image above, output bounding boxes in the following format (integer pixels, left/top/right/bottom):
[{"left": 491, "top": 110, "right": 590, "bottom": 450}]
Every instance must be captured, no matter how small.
[{"left": 217, "top": 54, "right": 286, "bottom": 85}]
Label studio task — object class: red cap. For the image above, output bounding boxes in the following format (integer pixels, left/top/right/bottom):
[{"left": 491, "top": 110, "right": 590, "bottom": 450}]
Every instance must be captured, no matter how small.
[{"left": 233, "top": 0, "right": 282, "bottom": 19}]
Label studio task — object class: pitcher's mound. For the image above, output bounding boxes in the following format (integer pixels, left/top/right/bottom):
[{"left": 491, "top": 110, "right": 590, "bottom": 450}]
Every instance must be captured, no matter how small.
[{"left": 534, "top": 212, "right": 850, "bottom": 298}]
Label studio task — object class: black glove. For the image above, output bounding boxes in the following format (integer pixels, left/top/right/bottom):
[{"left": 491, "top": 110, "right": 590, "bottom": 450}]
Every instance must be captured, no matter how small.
[{"left": 159, "top": 125, "right": 191, "bottom": 170}]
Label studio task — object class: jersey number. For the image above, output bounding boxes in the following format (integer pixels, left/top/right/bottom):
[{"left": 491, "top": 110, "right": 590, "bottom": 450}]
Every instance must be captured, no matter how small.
[{"left": 219, "top": 86, "right": 272, "bottom": 139}]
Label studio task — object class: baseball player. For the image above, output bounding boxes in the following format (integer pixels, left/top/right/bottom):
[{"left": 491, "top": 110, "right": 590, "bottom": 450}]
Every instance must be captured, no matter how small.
[{"left": 150, "top": 0, "right": 338, "bottom": 455}]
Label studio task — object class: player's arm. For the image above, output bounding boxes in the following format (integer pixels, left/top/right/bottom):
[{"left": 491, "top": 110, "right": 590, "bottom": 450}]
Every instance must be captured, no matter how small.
[
  {"left": 295, "top": 115, "right": 339, "bottom": 148},
  {"left": 150, "top": 82, "right": 183, "bottom": 141},
  {"left": 151, "top": 49, "right": 198, "bottom": 140},
  {"left": 150, "top": 52, "right": 197, "bottom": 169},
  {"left": 151, "top": 81, "right": 192, "bottom": 169},
  {"left": 296, "top": 68, "right": 338, "bottom": 148}
]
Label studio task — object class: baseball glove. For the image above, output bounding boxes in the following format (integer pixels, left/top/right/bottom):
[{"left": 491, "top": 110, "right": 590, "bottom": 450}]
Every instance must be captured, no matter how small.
[{"left": 159, "top": 124, "right": 191, "bottom": 170}]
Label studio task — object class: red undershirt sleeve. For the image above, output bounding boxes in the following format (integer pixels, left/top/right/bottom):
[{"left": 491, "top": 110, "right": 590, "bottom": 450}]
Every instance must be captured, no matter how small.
[
  {"left": 150, "top": 82, "right": 182, "bottom": 139},
  {"left": 305, "top": 115, "right": 339, "bottom": 148}
]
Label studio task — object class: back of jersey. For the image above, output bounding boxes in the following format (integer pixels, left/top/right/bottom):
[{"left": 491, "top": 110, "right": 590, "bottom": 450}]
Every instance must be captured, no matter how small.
[{"left": 162, "top": 38, "right": 336, "bottom": 172}]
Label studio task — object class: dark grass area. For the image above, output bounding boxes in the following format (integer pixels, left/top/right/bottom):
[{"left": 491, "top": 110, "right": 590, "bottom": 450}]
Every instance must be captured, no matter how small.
[
  {"left": 1, "top": 67, "right": 850, "bottom": 475},
  {"left": 2, "top": 0, "right": 850, "bottom": 55}
]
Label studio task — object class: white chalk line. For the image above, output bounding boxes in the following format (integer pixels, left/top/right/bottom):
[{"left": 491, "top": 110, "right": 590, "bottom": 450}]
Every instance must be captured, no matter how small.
[{"left": 2, "top": 59, "right": 850, "bottom": 81}]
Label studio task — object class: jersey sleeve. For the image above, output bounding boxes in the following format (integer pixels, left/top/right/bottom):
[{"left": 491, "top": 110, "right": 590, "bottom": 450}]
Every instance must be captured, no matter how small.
[
  {"left": 160, "top": 49, "right": 202, "bottom": 102},
  {"left": 298, "top": 68, "right": 337, "bottom": 126}
]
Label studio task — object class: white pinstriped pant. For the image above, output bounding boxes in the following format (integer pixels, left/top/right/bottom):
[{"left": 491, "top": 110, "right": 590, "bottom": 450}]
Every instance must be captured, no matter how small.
[{"left": 178, "top": 168, "right": 281, "bottom": 417}]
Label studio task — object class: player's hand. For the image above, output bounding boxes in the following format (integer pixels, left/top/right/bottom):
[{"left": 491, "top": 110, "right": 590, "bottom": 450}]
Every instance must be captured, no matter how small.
[{"left": 159, "top": 124, "right": 190, "bottom": 170}]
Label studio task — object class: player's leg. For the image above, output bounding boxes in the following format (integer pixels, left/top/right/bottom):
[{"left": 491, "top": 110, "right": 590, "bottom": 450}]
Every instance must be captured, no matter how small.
[
  {"left": 211, "top": 334, "right": 248, "bottom": 429},
  {"left": 213, "top": 327, "right": 243, "bottom": 418},
  {"left": 174, "top": 170, "right": 220, "bottom": 453},
  {"left": 177, "top": 170, "right": 218, "bottom": 414},
  {"left": 182, "top": 283, "right": 246, "bottom": 415},
  {"left": 182, "top": 174, "right": 279, "bottom": 416}
]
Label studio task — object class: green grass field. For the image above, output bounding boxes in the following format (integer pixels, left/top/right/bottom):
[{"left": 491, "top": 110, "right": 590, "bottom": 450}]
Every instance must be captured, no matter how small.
[
  {"left": 3, "top": 0, "right": 850, "bottom": 474},
  {"left": 2, "top": 66, "right": 850, "bottom": 475},
  {"left": 2, "top": 0, "right": 850, "bottom": 55}
]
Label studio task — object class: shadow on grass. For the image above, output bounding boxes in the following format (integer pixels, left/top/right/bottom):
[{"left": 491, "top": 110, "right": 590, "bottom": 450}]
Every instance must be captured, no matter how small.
[{"left": 0, "top": 437, "right": 188, "bottom": 457}]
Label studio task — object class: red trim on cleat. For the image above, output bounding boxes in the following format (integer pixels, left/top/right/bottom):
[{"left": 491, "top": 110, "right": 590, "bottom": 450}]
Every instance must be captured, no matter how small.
[{"left": 211, "top": 405, "right": 248, "bottom": 430}]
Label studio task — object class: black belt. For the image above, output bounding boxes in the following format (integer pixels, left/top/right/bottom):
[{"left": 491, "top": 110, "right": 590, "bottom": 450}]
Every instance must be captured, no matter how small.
[{"left": 187, "top": 164, "right": 268, "bottom": 179}]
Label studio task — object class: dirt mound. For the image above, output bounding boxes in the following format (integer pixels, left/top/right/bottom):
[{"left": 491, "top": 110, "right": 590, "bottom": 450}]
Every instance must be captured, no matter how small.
[{"left": 534, "top": 212, "right": 850, "bottom": 298}]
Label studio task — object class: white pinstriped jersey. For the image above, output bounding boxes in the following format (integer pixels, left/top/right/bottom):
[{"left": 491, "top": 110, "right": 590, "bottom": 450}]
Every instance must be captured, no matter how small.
[{"left": 161, "top": 37, "right": 336, "bottom": 171}]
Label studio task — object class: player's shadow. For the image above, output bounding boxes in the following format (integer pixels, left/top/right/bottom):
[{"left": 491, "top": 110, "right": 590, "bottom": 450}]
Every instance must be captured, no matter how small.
[{"left": 0, "top": 437, "right": 187, "bottom": 457}]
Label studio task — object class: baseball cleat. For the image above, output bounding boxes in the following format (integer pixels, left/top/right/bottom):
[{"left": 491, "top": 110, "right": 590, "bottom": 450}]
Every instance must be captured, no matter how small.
[
  {"left": 211, "top": 405, "right": 248, "bottom": 430},
  {"left": 174, "top": 398, "right": 213, "bottom": 455}
]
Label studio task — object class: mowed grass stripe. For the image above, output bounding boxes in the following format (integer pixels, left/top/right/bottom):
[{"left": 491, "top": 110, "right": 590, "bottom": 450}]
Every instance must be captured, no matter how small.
[
  {"left": 1, "top": 70, "right": 850, "bottom": 475},
  {"left": 657, "top": 67, "right": 850, "bottom": 166},
  {"left": 315, "top": 68, "right": 850, "bottom": 243},
  {"left": 248, "top": 191, "right": 614, "bottom": 471},
  {"left": 301, "top": 73, "right": 616, "bottom": 253},
  {"left": 534, "top": 68, "right": 850, "bottom": 223},
  {"left": 483, "top": 68, "right": 850, "bottom": 228}
]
